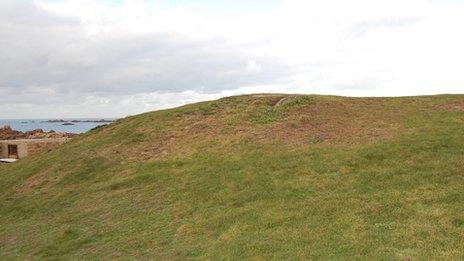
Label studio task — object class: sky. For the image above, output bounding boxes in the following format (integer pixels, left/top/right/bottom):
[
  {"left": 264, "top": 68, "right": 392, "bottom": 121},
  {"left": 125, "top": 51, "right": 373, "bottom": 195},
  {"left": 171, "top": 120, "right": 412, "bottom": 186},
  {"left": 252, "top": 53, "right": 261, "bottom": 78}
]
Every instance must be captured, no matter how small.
[{"left": 1, "top": 0, "right": 464, "bottom": 119}]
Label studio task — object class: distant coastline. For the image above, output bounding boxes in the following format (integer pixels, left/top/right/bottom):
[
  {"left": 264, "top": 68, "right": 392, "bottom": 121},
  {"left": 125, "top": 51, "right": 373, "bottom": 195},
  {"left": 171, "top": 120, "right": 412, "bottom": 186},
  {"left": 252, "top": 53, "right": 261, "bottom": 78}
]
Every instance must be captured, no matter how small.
[
  {"left": 0, "top": 119, "right": 116, "bottom": 134},
  {"left": 43, "top": 119, "right": 114, "bottom": 123}
]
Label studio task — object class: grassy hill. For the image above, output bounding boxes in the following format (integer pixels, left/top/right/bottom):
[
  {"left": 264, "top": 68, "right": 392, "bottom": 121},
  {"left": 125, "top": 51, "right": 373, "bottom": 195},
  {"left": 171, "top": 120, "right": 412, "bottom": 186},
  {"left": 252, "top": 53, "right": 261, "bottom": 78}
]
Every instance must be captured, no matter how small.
[{"left": 1, "top": 94, "right": 464, "bottom": 259}]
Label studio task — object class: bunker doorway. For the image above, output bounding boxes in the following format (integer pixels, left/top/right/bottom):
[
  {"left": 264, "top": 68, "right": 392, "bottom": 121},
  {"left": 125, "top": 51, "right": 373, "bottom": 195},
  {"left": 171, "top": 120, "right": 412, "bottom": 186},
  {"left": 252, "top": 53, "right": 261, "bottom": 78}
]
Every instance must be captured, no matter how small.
[{"left": 8, "top": 145, "right": 18, "bottom": 159}]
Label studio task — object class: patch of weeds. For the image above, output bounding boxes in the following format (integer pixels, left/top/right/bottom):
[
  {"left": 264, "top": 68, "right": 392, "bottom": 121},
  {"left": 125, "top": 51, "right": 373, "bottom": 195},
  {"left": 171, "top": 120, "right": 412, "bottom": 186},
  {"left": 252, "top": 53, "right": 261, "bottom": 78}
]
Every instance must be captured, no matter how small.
[
  {"left": 250, "top": 106, "right": 283, "bottom": 124},
  {"left": 279, "top": 95, "right": 314, "bottom": 109},
  {"left": 88, "top": 124, "right": 109, "bottom": 133},
  {"left": 308, "top": 135, "right": 324, "bottom": 144},
  {"left": 453, "top": 218, "right": 464, "bottom": 227},
  {"left": 198, "top": 102, "right": 220, "bottom": 116},
  {"left": 288, "top": 120, "right": 300, "bottom": 128},
  {"left": 108, "top": 161, "right": 182, "bottom": 190},
  {"left": 59, "top": 157, "right": 110, "bottom": 185},
  {"left": 139, "top": 160, "right": 186, "bottom": 170},
  {"left": 175, "top": 106, "right": 196, "bottom": 116},
  {"left": 374, "top": 221, "right": 398, "bottom": 230},
  {"left": 225, "top": 115, "right": 241, "bottom": 127},
  {"left": 249, "top": 96, "right": 314, "bottom": 124},
  {"left": 109, "top": 124, "right": 147, "bottom": 144},
  {"left": 38, "top": 227, "right": 96, "bottom": 258},
  {"left": 125, "top": 131, "right": 146, "bottom": 144},
  {"left": 109, "top": 172, "right": 158, "bottom": 190},
  {"left": 327, "top": 172, "right": 342, "bottom": 177}
]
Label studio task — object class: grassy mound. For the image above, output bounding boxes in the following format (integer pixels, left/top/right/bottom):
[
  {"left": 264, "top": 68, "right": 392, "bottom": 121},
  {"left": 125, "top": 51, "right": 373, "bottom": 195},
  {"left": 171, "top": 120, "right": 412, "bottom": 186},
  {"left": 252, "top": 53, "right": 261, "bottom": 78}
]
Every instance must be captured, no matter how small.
[{"left": 1, "top": 94, "right": 464, "bottom": 259}]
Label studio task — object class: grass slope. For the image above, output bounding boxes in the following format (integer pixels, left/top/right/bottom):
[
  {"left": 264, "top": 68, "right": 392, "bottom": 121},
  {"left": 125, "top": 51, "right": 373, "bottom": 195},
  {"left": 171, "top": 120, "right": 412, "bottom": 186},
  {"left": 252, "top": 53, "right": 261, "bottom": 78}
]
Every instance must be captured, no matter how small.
[{"left": 1, "top": 94, "right": 464, "bottom": 259}]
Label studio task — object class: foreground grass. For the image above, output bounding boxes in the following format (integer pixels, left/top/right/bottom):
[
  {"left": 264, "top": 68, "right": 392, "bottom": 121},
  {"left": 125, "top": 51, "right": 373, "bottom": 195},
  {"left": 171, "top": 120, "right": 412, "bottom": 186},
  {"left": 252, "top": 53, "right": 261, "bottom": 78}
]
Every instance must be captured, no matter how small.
[{"left": 1, "top": 94, "right": 464, "bottom": 259}]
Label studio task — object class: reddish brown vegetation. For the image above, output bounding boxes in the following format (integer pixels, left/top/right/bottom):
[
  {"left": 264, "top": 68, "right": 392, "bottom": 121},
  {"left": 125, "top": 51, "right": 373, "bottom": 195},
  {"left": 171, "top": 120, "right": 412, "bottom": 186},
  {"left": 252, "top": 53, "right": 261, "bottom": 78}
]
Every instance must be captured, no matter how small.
[
  {"left": 110, "top": 95, "right": 414, "bottom": 162},
  {"left": 434, "top": 100, "right": 464, "bottom": 111}
]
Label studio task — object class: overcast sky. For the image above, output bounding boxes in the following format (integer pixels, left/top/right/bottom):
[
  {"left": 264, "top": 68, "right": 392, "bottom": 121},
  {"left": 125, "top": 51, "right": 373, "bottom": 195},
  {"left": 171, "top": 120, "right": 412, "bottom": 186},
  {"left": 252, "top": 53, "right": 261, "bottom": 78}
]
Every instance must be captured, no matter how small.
[{"left": 1, "top": 0, "right": 464, "bottom": 118}]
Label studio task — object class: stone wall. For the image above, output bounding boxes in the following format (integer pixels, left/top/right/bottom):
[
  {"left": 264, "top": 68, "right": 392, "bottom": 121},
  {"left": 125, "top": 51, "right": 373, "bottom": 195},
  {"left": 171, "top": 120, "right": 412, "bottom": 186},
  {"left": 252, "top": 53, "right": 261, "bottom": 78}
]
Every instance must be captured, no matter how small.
[{"left": 0, "top": 142, "right": 8, "bottom": 158}]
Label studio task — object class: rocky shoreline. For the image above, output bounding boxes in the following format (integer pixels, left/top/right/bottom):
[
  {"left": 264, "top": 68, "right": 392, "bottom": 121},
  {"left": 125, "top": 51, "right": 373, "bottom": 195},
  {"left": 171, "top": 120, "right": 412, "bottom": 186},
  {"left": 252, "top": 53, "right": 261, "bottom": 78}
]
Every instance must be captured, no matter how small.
[
  {"left": 43, "top": 119, "right": 114, "bottom": 123},
  {"left": 0, "top": 126, "right": 76, "bottom": 140}
]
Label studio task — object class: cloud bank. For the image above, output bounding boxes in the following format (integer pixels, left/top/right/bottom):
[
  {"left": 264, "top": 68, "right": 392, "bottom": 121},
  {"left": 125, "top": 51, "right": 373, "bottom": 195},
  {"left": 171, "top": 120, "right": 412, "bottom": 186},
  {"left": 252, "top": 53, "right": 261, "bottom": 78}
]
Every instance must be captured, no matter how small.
[{"left": 1, "top": 0, "right": 464, "bottom": 118}]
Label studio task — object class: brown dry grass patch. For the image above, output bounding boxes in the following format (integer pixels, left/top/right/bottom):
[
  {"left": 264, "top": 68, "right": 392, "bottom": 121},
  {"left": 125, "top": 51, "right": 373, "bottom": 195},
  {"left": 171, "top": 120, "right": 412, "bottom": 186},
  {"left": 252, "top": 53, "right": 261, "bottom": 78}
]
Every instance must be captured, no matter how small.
[
  {"left": 434, "top": 100, "right": 464, "bottom": 112},
  {"left": 91, "top": 95, "right": 423, "bottom": 162}
]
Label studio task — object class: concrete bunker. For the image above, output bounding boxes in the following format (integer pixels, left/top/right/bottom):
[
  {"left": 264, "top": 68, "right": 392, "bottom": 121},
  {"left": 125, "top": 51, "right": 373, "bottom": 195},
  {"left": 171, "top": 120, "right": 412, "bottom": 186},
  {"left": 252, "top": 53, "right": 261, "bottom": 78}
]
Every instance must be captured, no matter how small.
[{"left": 0, "top": 138, "right": 69, "bottom": 160}]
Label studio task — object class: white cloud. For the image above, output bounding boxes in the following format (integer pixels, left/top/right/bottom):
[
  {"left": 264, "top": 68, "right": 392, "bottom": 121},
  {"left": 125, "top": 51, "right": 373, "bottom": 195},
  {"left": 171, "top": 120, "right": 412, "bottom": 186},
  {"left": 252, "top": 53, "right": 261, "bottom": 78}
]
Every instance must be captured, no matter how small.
[
  {"left": 1, "top": 0, "right": 464, "bottom": 118},
  {"left": 246, "top": 60, "right": 262, "bottom": 74}
]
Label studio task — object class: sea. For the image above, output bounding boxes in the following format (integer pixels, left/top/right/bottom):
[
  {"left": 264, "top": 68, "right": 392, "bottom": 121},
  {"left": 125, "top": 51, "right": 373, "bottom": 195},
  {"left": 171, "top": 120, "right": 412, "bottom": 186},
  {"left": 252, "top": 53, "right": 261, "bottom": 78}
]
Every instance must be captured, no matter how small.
[{"left": 0, "top": 119, "right": 116, "bottom": 134}]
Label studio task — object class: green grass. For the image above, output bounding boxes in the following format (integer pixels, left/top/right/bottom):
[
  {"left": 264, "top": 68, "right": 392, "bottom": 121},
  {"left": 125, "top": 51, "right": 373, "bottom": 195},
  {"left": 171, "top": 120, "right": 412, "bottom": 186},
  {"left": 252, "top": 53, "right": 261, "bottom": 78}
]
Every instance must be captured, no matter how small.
[{"left": 1, "top": 94, "right": 464, "bottom": 259}]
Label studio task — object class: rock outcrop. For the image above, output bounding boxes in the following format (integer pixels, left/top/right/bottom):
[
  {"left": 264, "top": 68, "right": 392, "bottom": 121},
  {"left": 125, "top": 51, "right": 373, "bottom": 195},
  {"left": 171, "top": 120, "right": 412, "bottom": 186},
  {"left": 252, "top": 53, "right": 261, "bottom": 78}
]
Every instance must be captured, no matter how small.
[{"left": 0, "top": 126, "right": 76, "bottom": 140}]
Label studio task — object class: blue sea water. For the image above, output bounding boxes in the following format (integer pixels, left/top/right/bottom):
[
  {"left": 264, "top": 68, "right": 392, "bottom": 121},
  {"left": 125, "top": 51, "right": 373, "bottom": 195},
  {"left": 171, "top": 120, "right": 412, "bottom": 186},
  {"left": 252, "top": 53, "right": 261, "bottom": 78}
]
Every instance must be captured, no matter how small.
[{"left": 0, "top": 119, "right": 115, "bottom": 134}]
